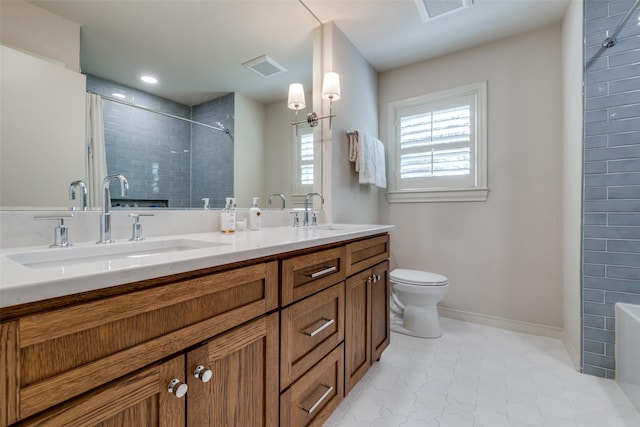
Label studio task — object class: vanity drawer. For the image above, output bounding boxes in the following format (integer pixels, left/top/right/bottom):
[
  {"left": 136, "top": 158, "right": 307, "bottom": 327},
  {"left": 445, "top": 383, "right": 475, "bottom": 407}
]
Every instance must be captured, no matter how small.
[
  {"left": 281, "top": 246, "right": 346, "bottom": 306},
  {"left": 3, "top": 261, "right": 278, "bottom": 422},
  {"left": 345, "top": 234, "right": 390, "bottom": 276},
  {"left": 280, "top": 343, "right": 344, "bottom": 427},
  {"left": 280, "top": 282, "right": 344, "bottom": 389}
]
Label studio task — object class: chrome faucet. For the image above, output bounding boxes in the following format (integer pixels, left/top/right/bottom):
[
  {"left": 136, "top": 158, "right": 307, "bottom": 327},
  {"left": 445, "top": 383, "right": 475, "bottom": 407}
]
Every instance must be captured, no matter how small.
[
  {"left": 69, "top": 180, "right": 88, "bottom": 211},
  {"left": 303, "top": 192, "right": 324, "bottom": 226},
  {"left": 268, "top": 193, "right": 286, "bottom": 209},
  {"left": 97, "top": 174, "right": 129, "bottom": 244}
]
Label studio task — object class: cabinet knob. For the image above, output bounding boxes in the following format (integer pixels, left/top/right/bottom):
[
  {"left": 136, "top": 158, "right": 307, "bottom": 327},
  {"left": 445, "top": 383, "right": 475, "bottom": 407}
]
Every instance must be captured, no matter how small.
[
  {"left": 194, "top": 365, "right": 213, "bottom": 383},
  {"left": 167, "top": 379, "right": 188, "bottom": 398}
]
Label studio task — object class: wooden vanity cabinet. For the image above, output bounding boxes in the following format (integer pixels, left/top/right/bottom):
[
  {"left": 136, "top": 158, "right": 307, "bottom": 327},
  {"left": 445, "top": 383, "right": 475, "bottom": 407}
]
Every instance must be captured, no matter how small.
[
  {"left": 345, "top": 236, "right": 391, "bottom": 394},
  {"left": 1, "top": 261, "right": 278, "bottom": 426},
  {"left": 1, "top": 232, "right": 391, "bottom": 426},
  {"left": 279, "top": 245, "right": 347, "bottom": 426},
  {"left": 186, "top": 313, "right": 279, "bottom": 427},
  {"left": 11, "top": 354, "right": 187, "bottom": 426}
]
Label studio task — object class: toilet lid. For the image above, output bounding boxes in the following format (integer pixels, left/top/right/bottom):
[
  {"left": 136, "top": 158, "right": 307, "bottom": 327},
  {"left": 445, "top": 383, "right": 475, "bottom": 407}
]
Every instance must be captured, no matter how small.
[{"left": 391, "top": 269, "right": 448, "bottom": 286}]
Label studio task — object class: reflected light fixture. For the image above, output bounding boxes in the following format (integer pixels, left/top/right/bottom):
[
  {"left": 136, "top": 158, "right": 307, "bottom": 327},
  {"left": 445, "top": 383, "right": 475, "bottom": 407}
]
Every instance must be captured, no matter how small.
[
  {"left": 289, "top": 71, "right": 341, "bottom": 130},
  {"left": 287, "top": 83, "right": 306, "bottom": 123}
]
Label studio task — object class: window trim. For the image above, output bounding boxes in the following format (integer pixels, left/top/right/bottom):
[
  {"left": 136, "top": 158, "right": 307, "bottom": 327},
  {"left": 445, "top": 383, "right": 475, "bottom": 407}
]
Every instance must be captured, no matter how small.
[{"left": 387, "top": 81, "right": 488, "bottom": 203}]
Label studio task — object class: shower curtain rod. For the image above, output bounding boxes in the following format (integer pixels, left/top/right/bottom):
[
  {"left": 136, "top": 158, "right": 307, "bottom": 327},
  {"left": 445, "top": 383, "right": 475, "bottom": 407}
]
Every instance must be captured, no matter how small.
[
  {"left": 88, "top": 91, "right": 228, "bottom": 133},
  {"left": 602, "top": 0, "right": 640, "bottom": 48}
]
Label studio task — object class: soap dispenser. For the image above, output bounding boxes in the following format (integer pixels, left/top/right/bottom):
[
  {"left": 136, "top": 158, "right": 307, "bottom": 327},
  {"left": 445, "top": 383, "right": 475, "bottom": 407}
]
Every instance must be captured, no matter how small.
[
  {"left": 202, "top": 198, "right": 210, "bottom": 210},
  {"left": 220, "top": 197, "right": 236, "bottom": 233},
  {"left": 248, "top": 197, "right": 261, "bottom": 231}
]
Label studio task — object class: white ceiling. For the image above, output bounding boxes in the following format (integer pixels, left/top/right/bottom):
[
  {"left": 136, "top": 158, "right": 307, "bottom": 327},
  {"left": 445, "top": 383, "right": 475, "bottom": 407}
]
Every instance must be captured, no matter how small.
[{"left": 29, "top": 0, "right": 570, "bottom": 106}]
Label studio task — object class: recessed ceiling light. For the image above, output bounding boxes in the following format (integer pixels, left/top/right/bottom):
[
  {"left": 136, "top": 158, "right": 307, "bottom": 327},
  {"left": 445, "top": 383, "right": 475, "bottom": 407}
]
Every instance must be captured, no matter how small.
[{"left": 140, "top": 75, "right": 158, "bottom": 84}]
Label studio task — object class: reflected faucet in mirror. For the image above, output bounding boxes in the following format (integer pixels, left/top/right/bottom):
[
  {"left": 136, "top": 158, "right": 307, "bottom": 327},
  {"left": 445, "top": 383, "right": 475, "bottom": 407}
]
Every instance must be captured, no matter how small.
[
  {"left": 98, "top": 174, "right": 129, "bottom": 244},
  {"left": 268, "top": 194, "right": 286, "bottom": 209},
  {"left": 69, "top": 180, "right": 88, "bottom": 211},
  {"left": 303, "top": 192, "right": 324, "bottom": 226}
]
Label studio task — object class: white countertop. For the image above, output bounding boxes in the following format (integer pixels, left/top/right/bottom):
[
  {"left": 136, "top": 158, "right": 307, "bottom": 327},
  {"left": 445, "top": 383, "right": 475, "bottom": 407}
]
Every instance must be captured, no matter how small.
[{"left": 0, "top": 224, "right": 393, "bottom": 308}]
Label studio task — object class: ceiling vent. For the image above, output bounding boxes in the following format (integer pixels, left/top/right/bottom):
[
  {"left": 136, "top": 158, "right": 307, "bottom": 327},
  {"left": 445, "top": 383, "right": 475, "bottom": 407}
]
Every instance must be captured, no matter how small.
[
  {"left": 242, "top": 54, "right": 286, "bottom": 78},
  {"left": 414, "top": 0, "right": 473, "bottom": 22}
]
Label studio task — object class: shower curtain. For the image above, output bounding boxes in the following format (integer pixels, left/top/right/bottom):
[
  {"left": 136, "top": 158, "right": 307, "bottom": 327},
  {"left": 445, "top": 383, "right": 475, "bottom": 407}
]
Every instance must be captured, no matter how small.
[{"left": 86, "top": 93, "right": 107, "bottom": 209}]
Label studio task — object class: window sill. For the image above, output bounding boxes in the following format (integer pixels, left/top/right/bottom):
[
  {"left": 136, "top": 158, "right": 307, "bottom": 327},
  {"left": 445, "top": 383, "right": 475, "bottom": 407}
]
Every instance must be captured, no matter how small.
[{"left": 386, "top": 187, "right": 489, "bottom": 203}]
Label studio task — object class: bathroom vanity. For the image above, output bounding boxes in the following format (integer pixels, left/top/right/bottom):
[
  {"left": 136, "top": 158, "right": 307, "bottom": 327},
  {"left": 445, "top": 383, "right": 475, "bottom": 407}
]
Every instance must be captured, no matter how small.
[{"left": 0, "top": 225, "right": 391, "bottom": 426}]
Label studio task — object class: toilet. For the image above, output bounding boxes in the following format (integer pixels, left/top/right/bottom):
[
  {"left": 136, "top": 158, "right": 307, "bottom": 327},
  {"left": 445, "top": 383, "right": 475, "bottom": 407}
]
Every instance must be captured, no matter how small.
[{"left": 390, "top": 269, "right": 449, "bottom": 338}]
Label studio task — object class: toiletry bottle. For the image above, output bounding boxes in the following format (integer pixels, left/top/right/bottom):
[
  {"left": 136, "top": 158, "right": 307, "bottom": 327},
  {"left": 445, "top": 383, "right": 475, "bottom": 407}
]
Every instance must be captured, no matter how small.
[
  {"left": 220, "top": 197, "right": 236, "bottom": 233},
  {"left": 248, "top": 197, "right": 261, "bottom": 230},
  {"left": 202, "top": 198, "right": 210, "bottom": 210}
]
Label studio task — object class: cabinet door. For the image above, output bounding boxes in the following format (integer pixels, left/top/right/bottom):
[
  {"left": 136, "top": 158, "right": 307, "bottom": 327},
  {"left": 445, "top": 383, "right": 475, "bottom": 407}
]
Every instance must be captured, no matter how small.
[
  {"left": 186, "top": 314, "right": 279, "bottom": 427},
  {"left": 16, "top": 355, "right": 186, "bottom": 426},
  {"left": 371, "top": 261, "right": 390, "bottom": 363},
  {"left": 345, "top": 269, "right": 371, "bottom": 394}
]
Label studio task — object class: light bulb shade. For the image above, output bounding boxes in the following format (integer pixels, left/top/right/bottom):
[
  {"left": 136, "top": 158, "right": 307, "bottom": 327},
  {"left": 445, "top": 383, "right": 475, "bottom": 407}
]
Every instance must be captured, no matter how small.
[
  {"left": 322, "top": 72, "right": 341, "bottom": 101},
  {"left": 287, "top": 83, "right": 306, "bottom": 110}
]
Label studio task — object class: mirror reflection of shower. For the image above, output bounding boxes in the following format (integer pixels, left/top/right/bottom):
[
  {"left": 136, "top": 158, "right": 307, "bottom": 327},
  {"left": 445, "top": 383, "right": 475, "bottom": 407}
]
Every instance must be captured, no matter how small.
[{"left": 86, "top": 74, "right": 234, "bottom": 209}]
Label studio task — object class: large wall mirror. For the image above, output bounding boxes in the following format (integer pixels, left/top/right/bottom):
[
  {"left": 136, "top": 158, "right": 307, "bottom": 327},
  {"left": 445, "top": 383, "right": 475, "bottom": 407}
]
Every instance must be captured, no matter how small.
[{"left": 0, "top": 0, "right": 321, "bottom": 210}]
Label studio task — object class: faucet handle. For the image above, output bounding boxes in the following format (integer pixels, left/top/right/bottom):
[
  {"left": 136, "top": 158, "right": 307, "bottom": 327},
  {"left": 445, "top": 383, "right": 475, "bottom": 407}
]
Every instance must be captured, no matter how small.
[
  {"left": 129, "top": 213, "right": 154, "bottom": 241},
  {"left": 34, "top": 215, "right": 73, "bottom": 248}
]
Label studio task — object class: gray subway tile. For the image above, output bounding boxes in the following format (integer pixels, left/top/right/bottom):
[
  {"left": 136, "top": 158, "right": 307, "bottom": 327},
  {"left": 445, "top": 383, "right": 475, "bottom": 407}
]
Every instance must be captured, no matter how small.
[
  {"left": 584, "top": 314, "right": 605, "bottom": 329},
  {"left": 608, "top": 213, "right": 640, "bottom": 225},
  {"left": 584, "top": 213, "right": 607, "bottom": 225},
  {"left": 607, "top": 265, "right": 640, "bottom": 280},
  {"left": 608, "top": 185, "right": 640, "bottom": 199},
  {"left": 584, "top": 239, "right": 607, "bottom": 251},
  {"left": 584, "top": 302, "right": 615, "bottom": 318},
  {"left": 606, "top": 316, "right": 616, "bottom": 331},
  {"left": 585, "top": 187, "right": 607, "bottom": 200},
  {"left": 583, "top": 325, "right": 616, "bottom": 343},
  {"left": 583, "top": 364, "right": 607, "bottom": 377},
  {"left": 605, "top": 291, "right": 640, "bottom": 305},
  {"left": 584, "top": 339, "right": 605, "bottom": 354},
  {"left": 607, "top": 239, "right": 640, "bottom": 253},
  {"left": 584, "top": 275, "right": 640, "bottom": 293},
  {"left": 584, "top": 263, "right": 606, "bottom": 277},
  {"left": 584, "top": 289, "right": 606, "bottom": 302},
  {"left": 583, "top": 352, "right": 616, "bottom": 370}
]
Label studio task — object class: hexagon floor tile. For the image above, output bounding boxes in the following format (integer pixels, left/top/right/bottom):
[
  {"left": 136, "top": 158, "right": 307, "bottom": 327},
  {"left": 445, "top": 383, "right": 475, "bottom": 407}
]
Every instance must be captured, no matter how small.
[{"left": 323, "top": 317, "right": 640, "bottom": 427}]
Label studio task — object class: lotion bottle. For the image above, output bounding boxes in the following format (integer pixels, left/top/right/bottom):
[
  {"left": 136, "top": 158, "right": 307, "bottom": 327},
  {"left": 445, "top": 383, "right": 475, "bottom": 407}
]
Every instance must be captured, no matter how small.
[
  {"left": 220, "top": 197, "right": 236, "bottom": 233},
  {"left": 248, "top": 197, "right": 261, "bottom": 231}
]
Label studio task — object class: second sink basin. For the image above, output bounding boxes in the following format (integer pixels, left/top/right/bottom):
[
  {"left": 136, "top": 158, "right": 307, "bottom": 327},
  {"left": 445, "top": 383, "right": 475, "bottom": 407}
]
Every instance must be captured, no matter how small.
[{"left": 7, "top": 239, "right": 227, "bottom": 269}]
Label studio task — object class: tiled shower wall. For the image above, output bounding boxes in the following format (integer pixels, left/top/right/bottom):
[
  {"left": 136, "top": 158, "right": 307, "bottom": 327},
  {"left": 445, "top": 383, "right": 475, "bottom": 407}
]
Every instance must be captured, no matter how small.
[
  {"left": 86, "top": 75, "right": 234, "bottom": 208},
  {"left": 582, "top": 0, "right": 640, "bottom": 378}
]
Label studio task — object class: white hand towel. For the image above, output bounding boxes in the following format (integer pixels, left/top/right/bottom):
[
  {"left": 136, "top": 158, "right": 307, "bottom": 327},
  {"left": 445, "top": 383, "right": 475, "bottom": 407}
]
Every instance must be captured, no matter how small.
[
  {"left": 374, "top": 137, "right": 387, "bottom": 189},
  {"left": 356, "top": 133, "right": 385, "bottom": 188},
  {"left": 358, "top": 133, "right": 376, "bottom": 185}
]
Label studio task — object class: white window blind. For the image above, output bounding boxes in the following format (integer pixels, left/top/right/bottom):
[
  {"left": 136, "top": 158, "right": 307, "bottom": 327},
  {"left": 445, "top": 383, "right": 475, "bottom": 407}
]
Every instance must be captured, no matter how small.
[
  {"left": 387, "top": 81, "right": 488, "bottom": 203},
  {"left": 299, "top": 131, "right": 314, "bottom": 186},
  {"left": 399, "top": 105, "right": 471, "bottom": 179}
]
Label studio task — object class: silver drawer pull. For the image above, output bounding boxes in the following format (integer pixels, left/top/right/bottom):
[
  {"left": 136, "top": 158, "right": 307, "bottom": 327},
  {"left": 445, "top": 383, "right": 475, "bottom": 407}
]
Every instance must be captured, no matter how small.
[
  {"left": 305, "top": 318, "right": 335, "bottom": 337},
  {"left": 308, "top": 266, "right": 337, "bottom": 278},
  {"left": 305, "top": 385, "right": 334, "bottom": 414}
]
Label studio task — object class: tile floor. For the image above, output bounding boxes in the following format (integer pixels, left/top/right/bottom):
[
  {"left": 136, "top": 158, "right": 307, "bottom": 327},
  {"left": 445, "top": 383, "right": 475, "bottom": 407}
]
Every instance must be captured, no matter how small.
[{"left": 323, "top": 317, "right": 640, "bottom": 426}]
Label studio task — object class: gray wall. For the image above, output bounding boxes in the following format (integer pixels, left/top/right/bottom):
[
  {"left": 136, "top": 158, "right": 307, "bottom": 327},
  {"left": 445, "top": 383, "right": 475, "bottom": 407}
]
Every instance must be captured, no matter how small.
[{"left": 582, "top": 0, "right": 640, "bottom": 378}]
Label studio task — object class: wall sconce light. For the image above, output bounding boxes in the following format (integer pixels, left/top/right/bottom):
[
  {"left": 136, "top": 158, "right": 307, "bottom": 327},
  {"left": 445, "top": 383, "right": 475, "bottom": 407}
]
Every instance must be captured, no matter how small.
[{"left": 289, "top": 71, "right": 341, "bottom": 130}]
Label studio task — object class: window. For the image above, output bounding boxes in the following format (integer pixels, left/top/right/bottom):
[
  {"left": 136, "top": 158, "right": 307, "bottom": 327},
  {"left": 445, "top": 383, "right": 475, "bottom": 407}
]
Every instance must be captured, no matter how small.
[
  {"left": 292, "top": 125, "right": 314, "bottom": 195},
  {"left": 387, "top": 81, "right": 488, "bottom": 202}
]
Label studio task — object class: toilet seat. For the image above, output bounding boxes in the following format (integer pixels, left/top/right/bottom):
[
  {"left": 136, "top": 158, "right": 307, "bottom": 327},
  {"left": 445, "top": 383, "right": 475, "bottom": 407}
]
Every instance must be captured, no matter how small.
[{"left": 391, "top": 269, "right": 448, "bottom": 286}]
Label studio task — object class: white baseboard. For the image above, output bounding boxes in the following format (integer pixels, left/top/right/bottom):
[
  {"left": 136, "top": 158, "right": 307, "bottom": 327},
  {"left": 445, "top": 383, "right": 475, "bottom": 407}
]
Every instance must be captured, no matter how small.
[
  {"left": 561, "top": 329, "right": 582, "bottom": 372},
  {"left": 438, "top": 307, "right": 564, "bottom": 340}
]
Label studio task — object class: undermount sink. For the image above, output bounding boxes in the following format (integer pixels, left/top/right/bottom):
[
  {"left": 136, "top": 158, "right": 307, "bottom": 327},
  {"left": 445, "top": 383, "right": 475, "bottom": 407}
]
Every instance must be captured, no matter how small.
[{"left": 7, "top": 239, "right": 227, "bottom": 269}]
